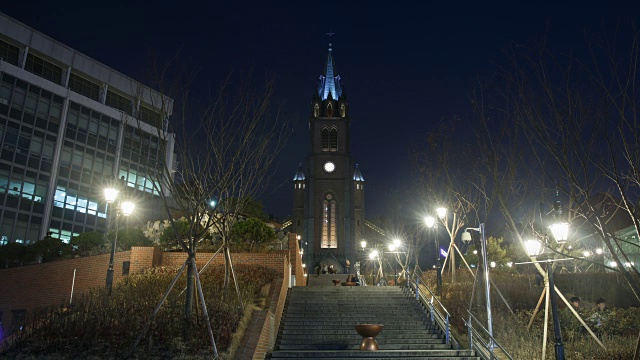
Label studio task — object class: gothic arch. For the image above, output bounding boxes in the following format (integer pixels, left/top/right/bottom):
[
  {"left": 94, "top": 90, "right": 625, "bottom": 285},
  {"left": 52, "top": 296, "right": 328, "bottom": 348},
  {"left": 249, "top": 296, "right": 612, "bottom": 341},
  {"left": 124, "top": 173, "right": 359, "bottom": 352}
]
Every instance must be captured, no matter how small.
[
  {"left": 327, "top": 103, "right": 333, "bottom": 117},
  {"left": 321, "top": 127, "right": 329, "bottom": 151},
  {"left": 313, "top": 103, "right": 320, "bottom": 117},
  {"left": 330, "top": 127, "right": 338, "bottom": 152},
  {"left": 340, "top": 104, "right": 346, "bottom": 117}
]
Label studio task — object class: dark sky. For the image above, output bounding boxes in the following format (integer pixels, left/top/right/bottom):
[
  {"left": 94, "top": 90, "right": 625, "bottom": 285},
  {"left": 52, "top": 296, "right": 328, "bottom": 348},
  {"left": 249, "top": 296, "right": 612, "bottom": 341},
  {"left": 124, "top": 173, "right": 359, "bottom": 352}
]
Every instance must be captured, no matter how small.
[{"left": 3, "top": 1, "right": 637, "bottom": 220}]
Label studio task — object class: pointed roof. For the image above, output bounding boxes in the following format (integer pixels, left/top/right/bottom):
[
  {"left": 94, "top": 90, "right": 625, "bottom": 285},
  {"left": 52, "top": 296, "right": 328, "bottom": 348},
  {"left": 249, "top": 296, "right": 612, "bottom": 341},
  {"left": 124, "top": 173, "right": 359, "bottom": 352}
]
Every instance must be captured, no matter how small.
[
  {"left": 353, "top": 164, "right": 365, "bottom": 182},
  {"left": 293, "top": 163, "right": 305, "bottom": 181},
  {"left": 317, "top": 43, "right": 343, "bottom": 101}
]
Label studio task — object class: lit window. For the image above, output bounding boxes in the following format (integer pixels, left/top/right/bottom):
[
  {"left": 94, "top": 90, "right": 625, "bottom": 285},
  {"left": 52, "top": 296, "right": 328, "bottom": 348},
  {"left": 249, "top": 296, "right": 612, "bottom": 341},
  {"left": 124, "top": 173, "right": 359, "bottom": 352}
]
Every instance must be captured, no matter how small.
[{"left": 321, "top": 193, "right": 337, "bottom": 248}]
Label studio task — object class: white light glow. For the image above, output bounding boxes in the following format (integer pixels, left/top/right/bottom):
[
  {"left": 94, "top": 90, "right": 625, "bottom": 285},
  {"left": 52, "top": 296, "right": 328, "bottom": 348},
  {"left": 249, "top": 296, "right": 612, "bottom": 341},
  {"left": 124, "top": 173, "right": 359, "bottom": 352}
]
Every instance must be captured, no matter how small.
[
  {"left": 424, "top": 216, "right": 436, "bottom": 228},
  {"left": 104, "top": 188, "right": 118, "bottom": 203},
  {"left": 121, "top": 201, "right": 135, "bottom": 216},
  {"left": 596, "top": 248, "right": 603, "bottom": 255},
  {"left": 549, "top": 222, "right": 569, "bottom": 243},
  {"left": 525, "top": 239, "right": 544, "bottom": 257},
  {"left": 436, "top": 207, "right": 447, "bottom": 219},
  {"left": 490, "top": 261, "right": 496, "bottom": 268}
]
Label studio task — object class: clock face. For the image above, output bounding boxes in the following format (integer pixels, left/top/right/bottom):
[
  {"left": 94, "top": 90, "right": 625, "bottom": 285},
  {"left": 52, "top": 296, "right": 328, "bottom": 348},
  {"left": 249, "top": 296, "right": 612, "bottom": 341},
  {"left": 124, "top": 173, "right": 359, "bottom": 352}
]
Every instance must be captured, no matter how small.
[{"left": 323, "top": 161, "right": 336, "bottom": 173}]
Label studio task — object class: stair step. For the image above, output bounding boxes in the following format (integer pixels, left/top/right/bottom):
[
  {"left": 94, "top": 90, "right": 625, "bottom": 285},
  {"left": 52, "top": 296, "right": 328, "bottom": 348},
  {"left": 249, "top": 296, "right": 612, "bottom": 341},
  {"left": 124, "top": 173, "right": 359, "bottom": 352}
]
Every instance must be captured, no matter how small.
[
  {"left": 270, "top": 286, "right": 476, "bottom": 360},
  {"left": 269, "top": 349, "right": 479, "bottom": 359}
]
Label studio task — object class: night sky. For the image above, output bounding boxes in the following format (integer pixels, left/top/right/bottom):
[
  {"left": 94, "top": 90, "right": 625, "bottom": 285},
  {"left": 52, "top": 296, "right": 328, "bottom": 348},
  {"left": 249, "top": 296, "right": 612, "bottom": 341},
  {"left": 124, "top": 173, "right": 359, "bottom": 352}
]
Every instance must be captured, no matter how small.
[{"left": 3, "top": 1, "right": 637, "bottom": 220}]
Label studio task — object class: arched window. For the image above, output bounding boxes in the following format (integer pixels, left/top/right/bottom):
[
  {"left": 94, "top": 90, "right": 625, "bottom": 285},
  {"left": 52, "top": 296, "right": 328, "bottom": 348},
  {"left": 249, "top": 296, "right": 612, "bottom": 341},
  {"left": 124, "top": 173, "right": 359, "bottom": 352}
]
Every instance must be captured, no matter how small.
[
  {"left": 327, "top": 103, "right": 333, "bottom": 117},
  {"left": 340, "top": 104, "right": 346, "bottom": 117},
  {"left": 330, "top": 128, "right": 338, "bottom": 152},
  {"left": 321, "top": 193, "right": 337, "bottom": 248},
  {"left": 321, "top": 128, "right": 329, "bottom": 151},
  {"left": 313, "top": 103, "right": 319, "bottom": 117}
]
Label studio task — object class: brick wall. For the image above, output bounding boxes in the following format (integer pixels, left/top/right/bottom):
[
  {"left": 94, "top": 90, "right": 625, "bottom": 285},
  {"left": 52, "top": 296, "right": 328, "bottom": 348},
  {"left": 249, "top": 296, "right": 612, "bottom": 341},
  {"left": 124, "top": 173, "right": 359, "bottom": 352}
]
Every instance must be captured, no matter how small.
[
  {"left": 0, "top": 250, "right": 132, "bottom": 334},
  {"left": 0, "top": 234, "right": 307, "bottom": 356}
]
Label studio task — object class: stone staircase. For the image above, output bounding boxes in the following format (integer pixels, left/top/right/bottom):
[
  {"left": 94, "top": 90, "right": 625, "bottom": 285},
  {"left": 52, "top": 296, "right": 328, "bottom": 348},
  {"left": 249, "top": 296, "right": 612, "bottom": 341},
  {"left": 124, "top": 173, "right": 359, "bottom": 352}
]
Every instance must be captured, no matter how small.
[{"left": 268, "top": 276, "right": 479, "bottom": 359}]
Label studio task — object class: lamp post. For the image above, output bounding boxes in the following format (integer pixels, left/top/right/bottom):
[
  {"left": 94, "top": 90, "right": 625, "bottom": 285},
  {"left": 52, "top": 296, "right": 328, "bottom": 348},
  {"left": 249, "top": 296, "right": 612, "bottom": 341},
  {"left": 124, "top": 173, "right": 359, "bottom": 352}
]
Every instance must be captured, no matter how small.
[
  {"left": 369, "top": 249, "right": 379, "bottom": 285},
  {"left": 388, "top": 240, "right": 399, "bottom": 286},
  {"left": 424, "top": 215, "right": 442, "bottom": 295},
  {"left": 548, "top": 216, "right": 568, "bottom": 360},
  {"left": 461, "top": 224, "right": 493, "bottom": 347},
  {"left": 104, "top": 187, "right": 134, "bottom": 294}
]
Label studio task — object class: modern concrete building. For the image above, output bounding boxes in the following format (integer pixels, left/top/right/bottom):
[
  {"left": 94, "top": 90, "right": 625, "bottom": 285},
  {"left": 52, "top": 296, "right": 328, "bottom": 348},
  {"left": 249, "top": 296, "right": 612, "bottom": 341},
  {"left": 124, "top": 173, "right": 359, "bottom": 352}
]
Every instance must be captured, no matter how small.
[
  {"left": 292, "top": 43, "right": 365, "bottom": 272},
  {"left": 0, "top": 12, "right": 174, "bottom": 244}
]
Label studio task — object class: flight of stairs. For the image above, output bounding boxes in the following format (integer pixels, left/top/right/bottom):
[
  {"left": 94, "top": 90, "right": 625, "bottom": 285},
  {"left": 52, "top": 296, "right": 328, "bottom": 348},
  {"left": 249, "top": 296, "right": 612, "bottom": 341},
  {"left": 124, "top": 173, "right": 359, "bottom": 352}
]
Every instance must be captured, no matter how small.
[{"left": 268, "top": 275, "right": 479, "bottom": 359}]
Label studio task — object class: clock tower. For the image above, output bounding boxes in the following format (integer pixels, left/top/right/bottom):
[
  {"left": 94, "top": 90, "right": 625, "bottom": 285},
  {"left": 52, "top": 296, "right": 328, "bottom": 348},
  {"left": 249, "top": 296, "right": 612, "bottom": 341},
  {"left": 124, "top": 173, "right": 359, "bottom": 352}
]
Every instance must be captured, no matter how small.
[{"left": 292, "top": 43, "right": 365, "bottom": 273}]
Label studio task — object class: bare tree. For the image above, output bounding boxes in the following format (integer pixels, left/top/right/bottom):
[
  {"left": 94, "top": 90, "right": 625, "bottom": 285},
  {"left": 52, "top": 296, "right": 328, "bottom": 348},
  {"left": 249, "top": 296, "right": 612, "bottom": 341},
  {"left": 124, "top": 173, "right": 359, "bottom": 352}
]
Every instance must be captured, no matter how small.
[
  {"left": 413, "top": 119, "right": 485, "bottom": 283},
  {"left": 472, "top": 25, "right": 640, "bottom": 358},
  {"left": 126, "top": 55, "right": 288, "bottom": 349}
]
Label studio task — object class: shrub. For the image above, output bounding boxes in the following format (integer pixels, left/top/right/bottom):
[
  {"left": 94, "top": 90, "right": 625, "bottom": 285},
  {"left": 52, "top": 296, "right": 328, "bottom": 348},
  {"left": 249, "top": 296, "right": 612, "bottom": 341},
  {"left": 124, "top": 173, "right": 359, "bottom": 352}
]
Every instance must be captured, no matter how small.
[{"left": 2, "top": 264, "right": 278, "bottom": 358}]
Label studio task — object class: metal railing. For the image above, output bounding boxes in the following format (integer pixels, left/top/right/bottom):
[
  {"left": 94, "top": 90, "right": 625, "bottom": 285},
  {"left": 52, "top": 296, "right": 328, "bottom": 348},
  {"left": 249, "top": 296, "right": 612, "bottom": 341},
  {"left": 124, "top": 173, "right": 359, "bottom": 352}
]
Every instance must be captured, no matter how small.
[
  {"left": 464, "top": 311, "right": 513, "bottom": 360},
  {"left": 406, "top": 267, "right": 513, "bottom": 360},
  {"left": 407, "top": 268, "right": 454, "bottom": 347}
]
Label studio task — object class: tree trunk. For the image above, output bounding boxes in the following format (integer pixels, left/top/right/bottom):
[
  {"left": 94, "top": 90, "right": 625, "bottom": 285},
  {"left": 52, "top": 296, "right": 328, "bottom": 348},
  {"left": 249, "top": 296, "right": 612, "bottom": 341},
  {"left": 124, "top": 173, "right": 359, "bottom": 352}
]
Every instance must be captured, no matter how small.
[
  {"left": 183, "top": 252, "right": 196, "bottom": 340},
  {"left": 451, "top": 244, "right": 456, "bottom": 284},
  {"left": 224, "top": 245, "right": 232, "bottom": 288}
]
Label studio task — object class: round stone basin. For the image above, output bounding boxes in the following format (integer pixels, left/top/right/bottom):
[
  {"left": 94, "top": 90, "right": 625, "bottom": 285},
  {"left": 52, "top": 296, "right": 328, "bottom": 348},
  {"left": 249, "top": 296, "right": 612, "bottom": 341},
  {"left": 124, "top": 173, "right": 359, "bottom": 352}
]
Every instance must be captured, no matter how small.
[
  {"left": 355, "top": 324, "right": 383, "bottom": 338},
  {"left": 332, "top": 279, "right": 342, "bottom": 286}
]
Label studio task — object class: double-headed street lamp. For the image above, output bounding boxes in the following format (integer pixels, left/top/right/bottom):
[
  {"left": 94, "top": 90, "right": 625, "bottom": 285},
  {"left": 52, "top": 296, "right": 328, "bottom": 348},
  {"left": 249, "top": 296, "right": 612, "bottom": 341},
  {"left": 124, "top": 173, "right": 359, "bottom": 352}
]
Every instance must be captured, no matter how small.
[
  {"left": 424, "top": 215, "right": 442, "bottom": 295},
  {"left": 525, "top": 217, "right": 569, "bottom": 360},
  {"left": 104, "top": 186, "right": 135, "bottom": 294}
]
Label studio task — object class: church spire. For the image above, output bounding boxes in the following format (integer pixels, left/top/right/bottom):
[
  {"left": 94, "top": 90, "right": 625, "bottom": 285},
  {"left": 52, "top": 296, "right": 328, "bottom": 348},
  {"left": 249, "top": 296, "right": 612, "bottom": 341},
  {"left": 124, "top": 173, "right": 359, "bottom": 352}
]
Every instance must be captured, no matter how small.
[
  {"left": 317, "top": 42, "right": 343, "bottom": 101},
  {"left": 293, "top": 163, "right": 305, "bottom": 181},
  {"left": 353, "top": 164, "right": 365, "bottom": 182}
]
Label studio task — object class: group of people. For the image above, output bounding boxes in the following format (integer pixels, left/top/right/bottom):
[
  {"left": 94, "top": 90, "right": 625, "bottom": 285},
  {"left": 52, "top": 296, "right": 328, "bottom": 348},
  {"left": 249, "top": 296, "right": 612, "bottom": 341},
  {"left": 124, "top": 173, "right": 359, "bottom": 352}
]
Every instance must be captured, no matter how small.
[
  {"left": 315, "top": 263, "right": 337, "bottom": 276},
  {"left": 567, "top": 296, "right": 609, "bottom": 334}
]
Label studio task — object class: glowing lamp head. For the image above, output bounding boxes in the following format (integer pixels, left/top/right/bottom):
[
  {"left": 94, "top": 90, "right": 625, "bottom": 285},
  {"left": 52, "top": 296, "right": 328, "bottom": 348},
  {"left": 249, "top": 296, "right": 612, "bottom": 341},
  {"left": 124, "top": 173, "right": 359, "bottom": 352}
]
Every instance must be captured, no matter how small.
[
  {"left": 104, "top": 188, "right": 118, "bottom": 204},
  {"left": 424, "top": 216, "right": 436, "bottom": 228},
  {"left": 121, "top": 201, "right": 135, "bottom": 216},
  {"left": 549, "top": 222, "right": 569, "bottom": 243},
  {"left": 388, "top": 244, "right": 396, "bottom": 251},
  {"left": 361, "top": 240, "right": 367, "bottom": 249},
  {"left": 369, "top": 250, "right": 379, "bottom": 259},
  {"left": 436, "top": 207, "right": 447, "bottom": 219},
  {"left": 525, "top": 239, "right": 544, "bottom": 258}
]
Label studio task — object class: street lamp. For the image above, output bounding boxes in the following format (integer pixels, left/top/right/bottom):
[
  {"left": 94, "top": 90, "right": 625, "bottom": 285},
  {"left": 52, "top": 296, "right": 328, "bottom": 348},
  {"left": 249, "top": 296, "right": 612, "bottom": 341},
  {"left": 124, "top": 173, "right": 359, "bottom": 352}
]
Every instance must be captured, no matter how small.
[
  {"left": 461, "top": 223, "right": 493, "bottom": 348},
  {"left": 424, "top": 215, "right": 442, "bottom": 295},
  {"left": 526, "top": 236, "right": 565, "bottom": 360},
  {"left": 104, "top": 187, "right": 134, "bottom": 294},
  {"left": 369, "top": 249, "right": 379, "bottom": 285}
]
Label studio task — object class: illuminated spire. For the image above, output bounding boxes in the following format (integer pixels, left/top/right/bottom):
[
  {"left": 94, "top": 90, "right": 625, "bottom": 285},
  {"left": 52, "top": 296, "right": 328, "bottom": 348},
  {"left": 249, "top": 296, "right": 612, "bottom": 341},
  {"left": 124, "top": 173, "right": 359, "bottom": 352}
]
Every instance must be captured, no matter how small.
[
  {"left": 293, "top": 163, "right": 305, "bottom": 181},
  {"left": 353, "top": 164, "right": 365, "bottom": 182},
  {"left": 317, "top": 42, "right": 343, "bottom": 101}
]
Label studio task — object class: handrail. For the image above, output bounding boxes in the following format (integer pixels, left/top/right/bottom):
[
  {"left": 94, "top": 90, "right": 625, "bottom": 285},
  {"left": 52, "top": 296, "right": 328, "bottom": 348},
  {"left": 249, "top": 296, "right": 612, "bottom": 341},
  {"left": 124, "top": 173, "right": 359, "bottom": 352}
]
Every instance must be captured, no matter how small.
[
  {"left": 464, "top": 311, "right": 513, "bottom": 360},
  {"left": 407, "top": 268, "right": 453, "bottom": 346},
  {"left": 407, "top": 267, "right": 513, "bottom": 360}
]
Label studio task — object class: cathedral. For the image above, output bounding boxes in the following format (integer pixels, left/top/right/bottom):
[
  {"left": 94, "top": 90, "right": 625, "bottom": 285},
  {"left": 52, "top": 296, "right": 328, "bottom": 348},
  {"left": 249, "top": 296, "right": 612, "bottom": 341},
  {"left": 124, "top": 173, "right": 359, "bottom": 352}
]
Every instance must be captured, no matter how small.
[{"left": 292, "top": 43, "right": 365, "bottom": 273}]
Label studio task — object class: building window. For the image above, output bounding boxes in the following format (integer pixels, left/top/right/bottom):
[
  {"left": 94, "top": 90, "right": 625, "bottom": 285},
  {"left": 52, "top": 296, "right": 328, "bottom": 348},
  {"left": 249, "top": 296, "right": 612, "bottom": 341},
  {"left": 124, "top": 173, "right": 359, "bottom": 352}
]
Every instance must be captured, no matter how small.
[
  {"left": 340, "top": 104, "right": 345, "bottom": 117},
  {"left": 327, "top": 103, "right": 333, "bottom": 117},
  {"left": 68, "top": 73, "right": 100, "bottom": 101},
  {"left": 313, "top": 103, "right": 319, "bottom": 117},
  {"left": 0, "top": 39, "right": 20, "bottom": 66},
  {"left": 321, "top": 128, "right": 329, "bottom": 151},
  {"left": 330, "top": 128, "right": 338, "bottom": 152},
  {"left": 25, "top": 54, "right": 63, "bottom": 85},
  {"left": 321, "top": 193, "right": 337, "bottom": 248},
  {"left": 139, "top": 105, "right": 162, "bottom": 129},
  {"left": 106, "top": 90, "right": 132, "bottom": 115}
]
